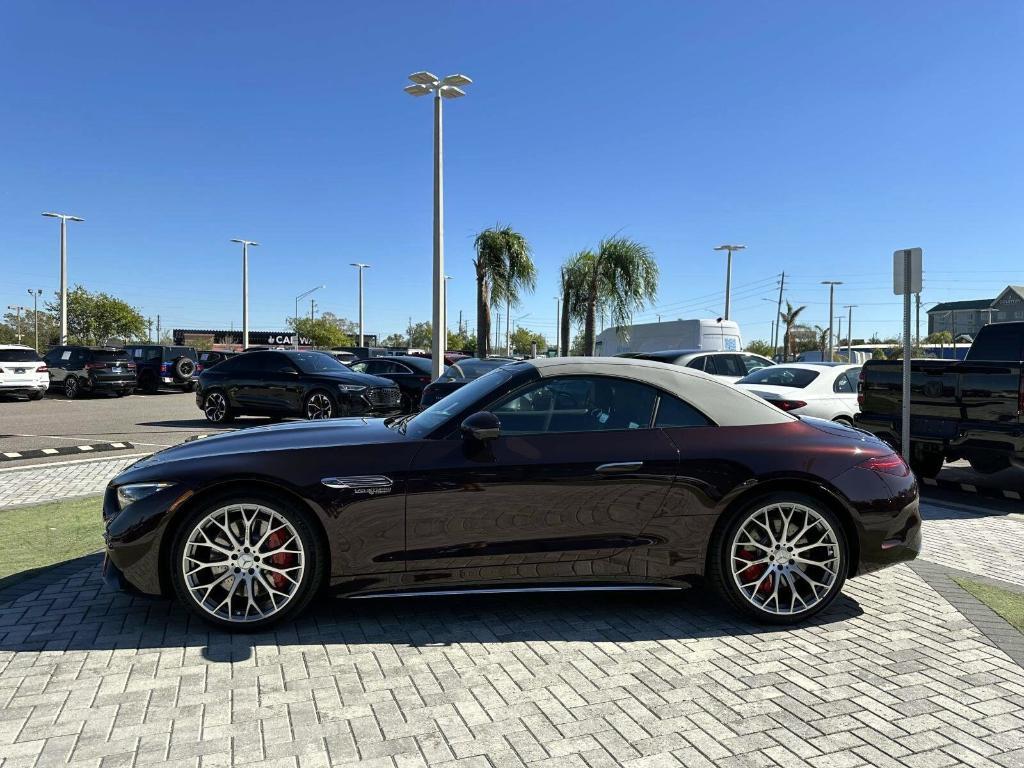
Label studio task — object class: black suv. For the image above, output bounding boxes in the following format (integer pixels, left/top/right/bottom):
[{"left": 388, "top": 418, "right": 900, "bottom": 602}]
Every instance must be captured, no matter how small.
[
  {"left": 123, "top": 345, "right": 199, "bottom": 393},
  {"left": 196, "top": 349, "right": 401, "bottom": 422},
  {"left": 42, "top": 346, "right": 137, "bottom": 399}
]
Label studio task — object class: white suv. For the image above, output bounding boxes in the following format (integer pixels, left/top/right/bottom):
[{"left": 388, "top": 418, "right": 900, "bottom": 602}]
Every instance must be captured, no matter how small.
[{"left": 0, "top": 345, "right": 49, "bottom": 401}]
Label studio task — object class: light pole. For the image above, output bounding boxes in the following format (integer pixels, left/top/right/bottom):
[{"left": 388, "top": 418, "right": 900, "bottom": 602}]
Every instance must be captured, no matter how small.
[
  {"left": 821, "top": 281, "right": 843, "bottom": 361},
  {"left": 6, "top": 306, "right": 25, "bottom": 343},
  {"left": 844, "top": 305, "right": 857, "bottom": 362},
  {"left": 41, "top": 212, "right": 84, "bottom": 345},
  {"left": 350, "top": 263, "right": 371, "bottom": 347},
  {"left": 230, "top": 239, "right": 259, "bottom": 349},
  {"left": 713, "top": 244, "right": 746, "bottom": 320},
  {"left": 27, "top": 289, "right": 43, "bottom": 350},
  {"left": 294, "top": 285, "right": 325, "bottom": 349},
  {"left": 405, "top": 70, "right": 472, "bottom": 378}
]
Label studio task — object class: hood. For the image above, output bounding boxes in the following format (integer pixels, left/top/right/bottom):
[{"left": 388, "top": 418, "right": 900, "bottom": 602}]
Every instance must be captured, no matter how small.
[{"left": 128, "top": 417, "right": 407, "bottom": 470}]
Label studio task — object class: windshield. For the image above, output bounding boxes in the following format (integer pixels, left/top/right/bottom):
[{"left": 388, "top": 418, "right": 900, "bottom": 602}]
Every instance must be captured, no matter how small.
[
  {"left": 0, "top": 349, "right": 41, "bottom": 362},
  {"left": 737, "top": 367, "right": 820, "bottom": 388},
  {"left": 399, "top": 365, "right": 518, "bottom": 437},
  {"left": 92, "top": 350, "right": 131, "bottom": 363},
  {"left": 291, "top": 351, "right": 348, "bottom": 374},
  {"left": 439, "top": 358, "right": 510, "bottom": 381}
]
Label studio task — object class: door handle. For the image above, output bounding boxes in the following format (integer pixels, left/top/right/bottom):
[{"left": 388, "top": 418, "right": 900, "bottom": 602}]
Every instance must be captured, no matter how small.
[{"left": 596, "top": 461, "right": 644, "bottom": 474}]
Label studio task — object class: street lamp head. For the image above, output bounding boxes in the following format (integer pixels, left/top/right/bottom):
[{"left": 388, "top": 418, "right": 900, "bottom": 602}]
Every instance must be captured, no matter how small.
[
  {"left": 41, "top": 212, "right": 84, "bottom": 221},
  {"left": 408, "top": 71, "right": 439, "bottom": 85},
  {"left": 350, "top": 263, "right": 370, "bottom": 269},
  {"left": 714, "top": 244, "right": 746, "bottom": 252},
  {"left": 441, "top": 74, "right": 473, "bottom": 87},
  {"left": 231, "top": 239, "right": 259, "bottom": 247},
  {"left": 439, "top": 86, "right": 466, "bottom": 99},
  {"left": 821, "top": 280, "right": 843, "bottom": 286},
  {"left": 404, "top": 83, "right": 432, "bottom": 96}
]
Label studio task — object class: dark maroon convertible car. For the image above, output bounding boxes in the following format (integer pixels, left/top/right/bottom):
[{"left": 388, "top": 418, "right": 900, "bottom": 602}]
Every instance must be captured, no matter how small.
[{"left": 103, "top": 357, "right": 920, "bottom": 631}]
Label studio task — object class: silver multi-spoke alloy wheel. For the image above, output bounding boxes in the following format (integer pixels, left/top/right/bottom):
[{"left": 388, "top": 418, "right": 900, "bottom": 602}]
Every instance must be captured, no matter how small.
[
  {"left": 730, "top": 501, "right": 842, "bottom": 616},
  {"left": 305, "top": 392, "right": 333, "bottom": 420},
  {"left": 181, "top": 503, "right": 305, "bottom": 623},
  {"left": 204, "top": 391, "right": 227, "bottom": 422},
  {"left": 64, "top": 377, "right": 78, "bottom": 399}
]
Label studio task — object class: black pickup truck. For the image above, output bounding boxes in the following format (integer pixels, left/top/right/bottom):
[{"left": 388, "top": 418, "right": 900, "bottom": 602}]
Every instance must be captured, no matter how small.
[{"left": 855, "top": 321, "right": 1024, "bottom": 478}]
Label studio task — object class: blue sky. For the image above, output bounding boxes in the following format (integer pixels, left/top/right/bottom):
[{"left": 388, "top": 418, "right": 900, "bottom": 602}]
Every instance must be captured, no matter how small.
[{"left": 2, "top": 1, "right": 1023, "bottom": 344}]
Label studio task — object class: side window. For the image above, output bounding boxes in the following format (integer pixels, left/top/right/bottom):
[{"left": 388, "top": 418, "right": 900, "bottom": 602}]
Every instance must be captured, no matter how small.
[
  {"left": 43, "top": 349, "right": 61, "bottom": 367},
  {"left": 372, "top": 361, "right": 400, "bottom": 374},
  {"left": 211, "top": 355, "right": 241, "bottom": 373},
  {"left": 71, "top": 349, "right": 88, "bottom": 368},
  {"left": 145, "top": 347, "right": 161, "bottom": 362},
  {"left": 715, "top": 355, "right": 747, "bottom": 378},
  {"left": 490, "top": 376, "right": 658, "bottom": 435},
  {"left": 654, "top": 394, "right": 713, "bottom": 428},
  {"left": 241, "top": 352, "right": 278, "bottom": 373},
  {"left": 741, "top": 354, "right": 772, "bottom": 374},
  {"left": 833, "top": 371, "right": 854, "bottom": 393},
  {"left": 350, "top": 362, "right": 369, "bottom": 373},
  {"left": 687, "top": 356, "right": 712, "bottom": 373}
]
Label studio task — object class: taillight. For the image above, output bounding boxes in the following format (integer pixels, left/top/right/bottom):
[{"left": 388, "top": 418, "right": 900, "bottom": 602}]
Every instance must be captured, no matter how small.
[
  {"left": 766, "top": 399, "right": 807, "bottom": 412},
  {"left": 417, "top": 376, "right": 430, "bottom": 383},
  {"left": 126, "top": 362, "right": 136, "bottom": 370},
  {"left": 84, "top": 361, "right": 104, "bottom": 370},
  {"left": 858, "top": 453, "right": 910, "bottom": 477},
  {"left": 36, "top": 365, "right": 48, "bottom": 373},
  {"left": 857, "top": 367, "right": 866, "bottom": 406}
]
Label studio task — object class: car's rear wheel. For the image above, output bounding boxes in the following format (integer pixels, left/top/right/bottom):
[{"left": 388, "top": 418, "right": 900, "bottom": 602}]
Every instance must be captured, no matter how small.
[
  {"left": 709, "top": 493, "right": 848, "bottom": 624},
  {"left": 141, "top": 373, "right": 159, "bottom": 394},
  {"left": 203, "top": 390, "right": 234, "bottom": 423},
  {"left": 28, "top": 391, "right": 44, "bottom": 401},
  {"left": 64, "top": 376, "right": 80, "bottom": 399},
  {"left": 170, "top": 496, "right": 324, "bottom": 631},
  {"left": 832, "top": 416, "right": 853, "bottom": 426},
  {"left": 304, "top": 391, "right": 335, "bottom": 420}
]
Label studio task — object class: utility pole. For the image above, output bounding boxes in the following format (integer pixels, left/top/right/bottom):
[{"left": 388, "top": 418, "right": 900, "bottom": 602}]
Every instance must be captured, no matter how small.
[
  {"left": 6, "top": 306, "right": 24, "bottom": 343},
  {"left": 147, "top": 318, "right": 153, "bottom": 343},
  {"left": 27, "top": 289, "right": 43, "bottom": 350},
  {"left": 774, "top": 272, "right": 785, "bottom": 360},
  {"left": 156, "top": 314, "right": 161, "bottom": 343},
  {"left": 42, "top": 212, "right": 84, "bottom": 345},
  {"left": 915, "top": 292, "right": 921, "bottom": 345},
  {"left": 836, "top": 316, "right": 843, "bottom": 357},
  {"left": 821, "top": 281, "right": 843, "bottom": 361},
  {"left": 554, "top": 297, "right": 561, "bottom": 356},
  {"left": 310, "top": 299, "right": 316, "bottom": 320},
  {"left": 351, "top": 264, "right": 370, "bottom": 347}
]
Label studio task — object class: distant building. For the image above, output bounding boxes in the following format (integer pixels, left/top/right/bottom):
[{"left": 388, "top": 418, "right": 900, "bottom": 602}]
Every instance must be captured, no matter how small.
[{"left": 927, "top": 286, "right": 1024, "bottom": 338}]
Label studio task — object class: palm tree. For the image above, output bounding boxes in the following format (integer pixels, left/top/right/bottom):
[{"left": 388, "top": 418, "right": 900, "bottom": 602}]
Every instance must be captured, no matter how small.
[
  {"left": 779, "top": 300, "right": 806, "bottom": 362},
  {"left": 473, "top": 226, "right": 534, "bottom": 357},
  {"left": 559, "top": 251, "right": 591, "bottom": 355},
  {"left": 814, "top": 325, "right": 830, "bottom": 360},
  {"left": 576, "top": 236, "right": 658, "bottom": 356}
]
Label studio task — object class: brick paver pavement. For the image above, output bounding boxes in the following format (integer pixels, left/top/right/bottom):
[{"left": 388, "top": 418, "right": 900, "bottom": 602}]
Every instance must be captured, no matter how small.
[
  {"left": 0, "top": 457, "right": 141, "bottom": 509},
  {"left": 920, "top": 503, "right": 1024, "bottom": 587}
]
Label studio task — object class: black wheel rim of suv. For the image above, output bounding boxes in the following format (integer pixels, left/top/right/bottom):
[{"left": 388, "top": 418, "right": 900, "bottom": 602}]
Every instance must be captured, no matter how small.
[
  {"left": 205, "top": 392, "right": 227, "bottom": 422},
  {"left": 306, "top": 393, "right": 332, "bottom": 420},
  {"left": 65, "top": 378, "right": 77, "bottom": 398}
]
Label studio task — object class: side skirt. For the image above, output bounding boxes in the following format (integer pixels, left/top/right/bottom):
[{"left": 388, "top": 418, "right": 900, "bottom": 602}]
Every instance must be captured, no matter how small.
[{"left": 350, "top": 584, "right": 683, "bottom": 600}]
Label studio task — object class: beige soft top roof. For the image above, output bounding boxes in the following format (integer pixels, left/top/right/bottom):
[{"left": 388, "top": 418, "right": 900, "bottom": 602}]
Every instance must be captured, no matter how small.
[{"left": 526, "top": 357, "right": 794, "bottom": 427}]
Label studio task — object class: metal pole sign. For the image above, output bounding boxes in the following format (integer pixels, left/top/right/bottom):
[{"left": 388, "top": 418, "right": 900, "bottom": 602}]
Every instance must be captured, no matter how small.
[{"left": 893, "top": 248, "right": 922, "bottom": 459}]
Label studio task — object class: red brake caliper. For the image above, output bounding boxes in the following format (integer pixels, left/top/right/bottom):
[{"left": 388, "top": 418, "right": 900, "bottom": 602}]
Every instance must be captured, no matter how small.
[
  {"left": 264, "top": 530, "right": 295, "bottom": 590},
  {"left": 736, "top": 547, "right": 774, "bottom": 595}
]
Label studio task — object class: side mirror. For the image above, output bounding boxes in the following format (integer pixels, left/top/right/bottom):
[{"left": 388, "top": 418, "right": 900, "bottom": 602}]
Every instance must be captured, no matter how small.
[
  {"left": 460, "top": 411, "right": 501, "bottom": 442},
  {"left": 279, "top": 366, "right": 299, "bottom": 375}
]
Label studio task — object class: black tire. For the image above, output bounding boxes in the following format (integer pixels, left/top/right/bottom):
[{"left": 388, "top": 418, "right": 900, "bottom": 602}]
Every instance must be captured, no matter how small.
[
  {"left": 141, "top": 373, "right": 159, "bottom": 394},
  {"left": 967, "top": 454, "right": 1011, "bottom": 475},
  {"left": 707, "top": 492, "right": 849, "bottom": 625},
  {"left": 169, "top": 493, "right": 326, "bottom": 631},
  {"left": 28, "top": 391, "right": 45, "bottom": 401},
  {"left": 184, "top": 381, "right": 197, "bottom": 393},
  {"left": 832, "top": 416, "right": 853, "bottom": 426},
  {"left": 64, "top": 376, "right": 80, "bottom": 400},
  {"left": 303, "top": 390, "right": 336, "bottom": 420},
  {"left": 202, "top": 389, "right": 234, "bottom": 423},
  {"left": 173, "top": 356, "right": 197, "bottom": 382},
  {"left": 908, "top": 442, "right": 944, "bottom": 479}
]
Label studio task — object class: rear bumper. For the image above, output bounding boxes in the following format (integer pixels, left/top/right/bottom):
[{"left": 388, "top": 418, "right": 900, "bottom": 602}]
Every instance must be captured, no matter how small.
[
  {"left": 0, "top": 382, "right": 47, "bottom": 394},
  {"left": 86, "top": 378, "right": 136, "bottom": 391}
]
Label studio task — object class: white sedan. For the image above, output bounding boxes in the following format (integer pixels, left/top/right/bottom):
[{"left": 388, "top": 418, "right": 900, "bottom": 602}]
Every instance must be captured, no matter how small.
[{"left": 734, "top": 363, "right": 861, "bottom": 424}]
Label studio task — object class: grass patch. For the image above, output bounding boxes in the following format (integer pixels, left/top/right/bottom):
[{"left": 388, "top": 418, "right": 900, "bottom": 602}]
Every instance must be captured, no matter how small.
[
  {"left": 0, "top": 495, "right": 105, "bottom": 581},
  {"left": 954, "top": 577, "right": 1024, "bottom": 633}
]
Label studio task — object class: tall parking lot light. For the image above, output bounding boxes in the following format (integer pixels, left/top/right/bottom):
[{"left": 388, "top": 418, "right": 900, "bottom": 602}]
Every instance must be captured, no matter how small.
[
  {"left": 27, "top": 289, "right": 43, "bottom": 351},
  {"left": 821, "top": 281, "right": 843, "bottom": 361},
  {"left": 844, "top": 304, "right": 857, "bottom": 362},
  {"left": 714, "top": 244, "right": 746, "bottom": 320},
  {"left": 230, "top": 239, "right": 259, "bottom": 349},
  {"left": 6, "top": 306, "right": 25, "bottom": 343},
  {"left": 294, "top": 285, "right": 325, "bottom": 348},
  {"left": 350, "top": 264, "right": 370, "bottom": 347},
  {"left": 41, "top": 212, "right": 84, "bottom": 345},
  {"left": 405, "top": 71, "right": 472, "bottom": 379}
]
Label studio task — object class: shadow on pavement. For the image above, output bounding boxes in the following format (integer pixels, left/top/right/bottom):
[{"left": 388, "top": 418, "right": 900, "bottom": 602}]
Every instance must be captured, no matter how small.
[{"left": 0, "top": 558, "right": 865, "bottom": 657}]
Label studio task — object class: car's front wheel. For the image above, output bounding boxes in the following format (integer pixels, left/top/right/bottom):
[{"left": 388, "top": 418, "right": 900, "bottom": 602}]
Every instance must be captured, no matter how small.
[
  {"left": 64, "top": 376, "right": 80, "bottom": 399},
  {"left": 202, "top": 390, "right": 234, "bottom": 423},
  {"left": 170, "top": 495, "right": 324, "bottom": 631},
  {"left": 709, "top": 493, "right": 848, "bottom": 624},
  {"left": 304, "top": 390, "right": 336, "bottom": 420}
]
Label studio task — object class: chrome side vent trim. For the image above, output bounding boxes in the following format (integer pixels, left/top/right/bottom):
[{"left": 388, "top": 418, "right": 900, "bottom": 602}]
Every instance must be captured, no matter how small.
[{"left": 321, "top": 475, "right": 394, "bottom": 495}]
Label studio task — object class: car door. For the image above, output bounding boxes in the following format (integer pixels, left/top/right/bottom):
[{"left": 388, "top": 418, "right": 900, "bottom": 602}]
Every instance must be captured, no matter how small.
[
  {"left": 231, "top": 352, "right": 273, "bottom": 409},
  {"left": 403, "top": 374, "right": 680, "bottom": 582},
  {"left": 262, "top": 353, "right": 305, "bottom": 412},
  {"left": 831, "top": 368, "right": 859, "bottom": 420}
]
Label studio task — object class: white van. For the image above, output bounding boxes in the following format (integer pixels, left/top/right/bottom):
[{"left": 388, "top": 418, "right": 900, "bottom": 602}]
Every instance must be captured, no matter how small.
[{"left": 594, "top": 318, "right": 742, "bottom": 356}]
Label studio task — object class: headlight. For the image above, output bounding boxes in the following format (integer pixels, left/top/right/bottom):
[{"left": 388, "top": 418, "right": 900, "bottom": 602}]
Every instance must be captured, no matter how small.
[
  {"left": 337, "top": 384, "right": 366, "bottom": 393},
  {"left": 116, "top": 482, "right": 174, "bottom": 510}
]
